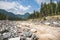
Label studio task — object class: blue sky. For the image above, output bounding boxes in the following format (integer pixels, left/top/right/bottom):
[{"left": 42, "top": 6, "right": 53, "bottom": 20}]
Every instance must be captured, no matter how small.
[{"left": 0, "top": 0, "right": 60, "bottom": 15}]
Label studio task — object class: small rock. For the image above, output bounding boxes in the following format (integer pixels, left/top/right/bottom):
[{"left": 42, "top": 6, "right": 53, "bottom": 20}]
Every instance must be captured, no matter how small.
[
  {"left": 3, "top": 32, "right": 11, "bottom": 38},
  {"left": 23, "top": 28, "right": 30, "bottom": 32},
  {"left": 17, "top": 28, "right": 23, "bottom": 33},
  {"left": 9, "top": 37, "right": 20, "bottom": 40},
  {"left": 23, "top": 32, "right": 32, "bottom": 38},
  {"left": 26, "top": 38, "right": 31, "bottom": 40},
  {"left": 31, "top": 34, "right": 38, "bottom": 40},
  {"left": 30, "top": 29, "right": 37, "bottom": 33},
  {"left": 20, "top": 36, "right": 26, "bottom": 40},
  {"left": 3, "top": 38, "right": 8, "bottom": 40},
  {"left": 0, "top": 33, "right": 3, "bottom": 40}
]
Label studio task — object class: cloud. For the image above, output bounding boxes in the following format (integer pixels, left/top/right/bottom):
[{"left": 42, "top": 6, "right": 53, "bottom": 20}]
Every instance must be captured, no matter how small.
[
  {"left": 19, "top": 5, "right": 31, "bottom": 11},
  {"left": 0, "top": 1, "right": 31, "bottom": 14},
  {"left": 54, "top": 1, "right": 57, "bottom": 3},
  {"left": 35, "top": 0, "right": 50, "bottom": 5},
  {"left": 0, "top": 1, "right": 15, "bottom": 9}
]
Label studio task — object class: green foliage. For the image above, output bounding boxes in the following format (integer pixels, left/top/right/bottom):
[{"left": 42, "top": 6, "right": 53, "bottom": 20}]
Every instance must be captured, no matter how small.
[
  {"left": 29, "top": 10, "right": 40, "bottom": 19},
  {"left": 29, "top": 0, "right": 60, "bottom": 19},
  {"left": 0, "top": 13, "right": 6, "bottom": 20}
]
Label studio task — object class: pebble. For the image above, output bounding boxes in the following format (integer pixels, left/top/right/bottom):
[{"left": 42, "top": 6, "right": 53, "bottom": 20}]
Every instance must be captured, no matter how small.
[
  {"left": 30, "top": 29, "right": 37, "bottom": 33},
  {"left": 26, "top": 38, "right": 31, "bottom": 40},
  {"left": 20, "top": 36, "right": 26, "bottom": 40},
  {"left": 23, "top": 32, "right": 32, "bottom": 38}
]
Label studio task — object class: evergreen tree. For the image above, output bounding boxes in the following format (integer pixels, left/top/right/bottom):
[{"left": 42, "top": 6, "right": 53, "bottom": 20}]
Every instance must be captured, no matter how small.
[
  {"left": 50, "top": 0, "right": 53, "bottom": 15},
  {"left": 40, "top": 2, "right": 44, "bottom": 17}
]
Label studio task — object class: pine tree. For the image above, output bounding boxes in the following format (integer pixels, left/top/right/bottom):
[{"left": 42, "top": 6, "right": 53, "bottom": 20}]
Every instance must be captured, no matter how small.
[
  {"left": 50, "top": 0, "right": 53, "bottom": 15},
  {"left": 40, "top": 2, "right": 44, "bottom": 17}
]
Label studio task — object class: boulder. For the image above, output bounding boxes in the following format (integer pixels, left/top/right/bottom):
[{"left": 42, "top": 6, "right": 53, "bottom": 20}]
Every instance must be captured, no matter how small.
[
  {"left": 0, "top": 33, "right": 3, "bottom": 40},
  {"left": 9, "top": 37, "right": 20, "bottom": 40},
  {"left": 3, "top": 32, "right": 11, "bottom": 38}
]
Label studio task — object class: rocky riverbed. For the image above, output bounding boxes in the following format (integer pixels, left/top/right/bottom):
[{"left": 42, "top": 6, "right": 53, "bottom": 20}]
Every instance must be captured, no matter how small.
[
  {"left": 0, "top": 20, "right": 38, "bottom": 40},
  {"left": 41, "top": 19, "right": 60, "bottom": 27},
  {"left": 0, "top": 20, "right": 60, "bottom": 40}
]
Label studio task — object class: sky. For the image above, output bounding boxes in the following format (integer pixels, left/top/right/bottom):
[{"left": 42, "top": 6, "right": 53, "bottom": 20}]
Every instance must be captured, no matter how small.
[{"left": 0, "top": 0, "right": 60, "bottom": 15}]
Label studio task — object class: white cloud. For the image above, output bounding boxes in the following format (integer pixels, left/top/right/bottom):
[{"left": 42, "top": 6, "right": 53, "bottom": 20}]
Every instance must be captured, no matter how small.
[
  {"left": 19, "top": 5, "right": 31, "bottom": 11},
  {"left": 54, "top": 1, "right": 57, "bottom": 3},
  {"left": 35, "top": 0, "right": 50, "bottom": 5},
  {"left": 0, "top": 1, "right": 15, "bottom": 9},
  {"left": 0, "top": 1, "right": 31, "bottom": 14}
]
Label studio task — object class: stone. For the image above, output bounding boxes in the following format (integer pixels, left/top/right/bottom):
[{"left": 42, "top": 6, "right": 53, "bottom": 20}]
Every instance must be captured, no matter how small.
[
  {"left": 0, "top": 33, "right": 3, "bottom": 40},
  {"left": 23, "top": 28, "right": 30, "bottom": 32},
  {"left": 17, "top": 28, "right": 23, "bottom": 33},
  {"left": 0, "top": 30, "right": 9, "bottom": 34},
  {"left": 26, "top": 38, "right": 31, "bottom": 40},
  {"left": 23, "top": 32, "right": 32, "bottom": 38},
  {"left": 3, "top": 32, "right": 11, "bottom": 38},
  {"left": 9, "top": 37, "right": 20, "bottom": 40},
  {"left": 3, "top": 38, "right": 8, "bottom": 40},
  {"left": 20, "top": 36, "right": 26, "bottom": 40},
  {"left": 44, "top": 22, "right": 50, "bottom": 25},
  {"left": 31, "top": 34, "right": 38, "bottom": 40},
  {"left": 30, "top": 29, "right": 37, "bottom": 33}
]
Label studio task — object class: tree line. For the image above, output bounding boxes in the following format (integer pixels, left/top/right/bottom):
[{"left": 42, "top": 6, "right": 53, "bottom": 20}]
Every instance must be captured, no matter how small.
[{"left": 29, "top": 0, "right": 60, "bottom": 19}]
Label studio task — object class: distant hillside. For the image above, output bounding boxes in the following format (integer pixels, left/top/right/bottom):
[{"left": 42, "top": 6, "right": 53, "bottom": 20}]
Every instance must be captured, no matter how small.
[
  {"left": 16, "top": 13, "right": 30, "bottom": 19},
  {"left": 0, "top": 9, "right": 18, "bottom": 20},
  {"left": 0, "top": 9, "right": 30, "bottom": 20}
]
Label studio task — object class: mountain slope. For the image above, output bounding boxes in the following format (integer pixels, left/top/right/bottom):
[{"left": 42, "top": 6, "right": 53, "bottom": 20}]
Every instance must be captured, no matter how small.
[
  {"left": 16, "top": 13, "right": 30, "bottom": 19},
  {"left": 0, "top": 9, "right": 30, "bottom": 20}
]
